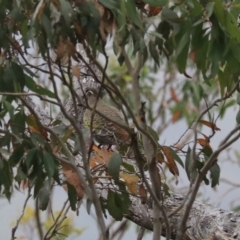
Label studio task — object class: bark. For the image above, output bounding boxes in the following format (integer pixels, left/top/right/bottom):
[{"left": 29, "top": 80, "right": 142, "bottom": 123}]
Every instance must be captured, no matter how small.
[{"left": 124, "top": 192, "right": 240, "bottom": 240}]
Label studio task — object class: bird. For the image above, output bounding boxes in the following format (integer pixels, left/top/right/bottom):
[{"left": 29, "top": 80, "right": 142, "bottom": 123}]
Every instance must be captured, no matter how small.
[{"left": 83, "top": 88, "right": 131, "bottom": 149}]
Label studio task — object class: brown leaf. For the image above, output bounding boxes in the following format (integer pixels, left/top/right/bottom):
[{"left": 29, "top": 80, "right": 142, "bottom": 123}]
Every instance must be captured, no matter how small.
[
  {"left": 172, "top": 110, "right": 181, "bottom": 123},
  {"left": 157, "top": 147, "right": 165, "bottom": 164},
  {"left": 90, "top": 145, "right": 114, "bottom": 166},
  {"left": 197, "top": 138, "right": 211, "bottom": 148},
  {"left": 61, "top": 162, "right": 85, "bottom": 200},
  {"left": 147, "top": 6, "right": 162, "bottom": 16},
  {"left": 197, "top": 131, "right": 210, "bottom": 142},
  {"left": 36, "top": 1, "right": 46, "bottom": 20},
  {"left": 55, "top": 37, "right": 77, "bottom": 63},
  {"left": 170, "top": 87, "right": 179, "bottom": 103},
  {"left": 139, "top": 183, "right": 147, "bottom": 204},
  {"left": 199, "top": 120, "right": 221, "bottom": 131},
  {"left": 161, "top": 146, "right": 179, "bottom": 176},
  {"left": 72, "top": 65, "right": 81, "bottom": 78},
  {"left": 120, "top": 173, "right": 139, "bottom": 195}
]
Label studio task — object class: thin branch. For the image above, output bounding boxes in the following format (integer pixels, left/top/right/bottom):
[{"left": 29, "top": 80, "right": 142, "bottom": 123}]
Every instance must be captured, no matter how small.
[
  {"left": 11, "top": 185, "right": 32, "bottom": 240},
  {"left": 35, "top": 197, "right": 44, "bottom": 240},
  {"left": 43, "top": 199, "right": 69, "bottom": 240}
]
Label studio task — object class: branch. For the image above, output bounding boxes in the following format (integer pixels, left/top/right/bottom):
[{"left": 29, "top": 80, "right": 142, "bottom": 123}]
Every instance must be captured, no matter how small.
[{"left": 11, "top": 185, "right": 32, "bottom": 240}]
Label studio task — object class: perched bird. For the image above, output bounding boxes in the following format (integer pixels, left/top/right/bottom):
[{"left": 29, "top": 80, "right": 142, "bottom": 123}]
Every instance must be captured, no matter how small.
[{"left": 83, "top": 88, "right": 131, "bottom": 149}]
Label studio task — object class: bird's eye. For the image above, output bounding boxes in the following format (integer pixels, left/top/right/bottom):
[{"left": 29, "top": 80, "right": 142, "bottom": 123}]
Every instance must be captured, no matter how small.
[{"left": 86, "top": 90, "right": 93, "bottom": 97}]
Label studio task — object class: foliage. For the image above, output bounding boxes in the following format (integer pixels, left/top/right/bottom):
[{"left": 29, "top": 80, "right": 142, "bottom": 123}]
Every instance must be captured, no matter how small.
[{"left": 0, "top": 0, "right": 240, "bottom": 239}]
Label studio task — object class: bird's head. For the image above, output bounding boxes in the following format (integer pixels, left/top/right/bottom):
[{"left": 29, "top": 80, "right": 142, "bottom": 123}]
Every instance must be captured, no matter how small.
[{"left": 85, "top": 88, "right": 104, "bottom": 107}]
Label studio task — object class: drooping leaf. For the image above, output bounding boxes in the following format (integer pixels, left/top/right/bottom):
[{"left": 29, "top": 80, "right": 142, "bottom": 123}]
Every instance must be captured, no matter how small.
[
  {"left": 161, "top": 146, "right": 180, "bottom": 176},
  {"left": 61, "top": 162, "right": 85, "bottom": 200},
  {"left": 199, "top": 120, "right": 220, "bottom": 131},
  {"left": 185, "top": 147, "right": 192, "bottom": 180},
  {"left": 9, "top": 145, "right": 25, "bottom": 166},
  {"left": 43, "top": 151, "right": 56, "bottom": 177},
  {"left": 107, "top": 190, "right": 124, "bottom": 221},
  {"left": 161, "top": 7, "right": 181, "bottom": 23},
  {"left": 210, "top": 162, "right": 220, "bottom": 188},
  {"left": 67, "top": 182, "right": 77, "bottom": 211},
  {"left": 86, "top": 198, "right": 92, "bottom": 215},
  {"left": 147, "top": 126, "right": 159, "bottom": 141},
  {"left": 107, "top": 152, "right": 122, "bottom": 181},
  {"left": 125, "top": 0, "right": 142, "bottom": 29},
  {"left": 236, "top": 109, "right": 240, "bottom": 124},
  {"left": 168, "top": 147, "right": 184, "bottom": 168},
  {"left": 37, "top": 180, "right": 51, "bottom": 210},
  {"left": 26, "top": 148, "right": 38, "bottom": 169}
]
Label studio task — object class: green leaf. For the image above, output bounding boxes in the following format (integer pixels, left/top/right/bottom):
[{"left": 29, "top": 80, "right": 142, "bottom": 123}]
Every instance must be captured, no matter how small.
[
  {"left": 0, "top": 158, "right": 13, "bottom": 200},
  {"left": 37, "top": 180, "right": 51, "bottom": 210},
  {"left": 67, "top": 182, "right": 77, "bottom": 211},
  {"left": 106, "top": 190, "right": 124, "bottom": 221},
  {"left": 185, "top": 147, "right": 191, "bottom": 180},
  {"left": 59, "top": 0, "right": 74, "bottom": 26},
  {"left": 163, "top": 182, "right": 170, "bottom": 196},
  {"left": 10, "top": 110, "right": 26, "bottom": 135},
  {"left": 149, "top": 41, "right": 160, "bottom": 66},
  {"left": 34, "top": 175, "right": 45, "bottom": 198},
  {"left": 26, "top": 148, "right": 38, "bottom": 169},
  {"left": 168, "top": 148, "right": 184, "bottom": 168},
  {"left": 210, "top": 162, "right": 220, "bottom": 188},
  {"left": 205, "top": 2, "right": 215, "bottom": 18},
  {"left": 122, "top": 162, "right": 135, "bottom": 173},
  {"left": 15, "top": 166, "right": 27, "bottom": 184},
  {"left": 125, "top": 0, "right": 142, "bottom": 29},
  {"left": 86, "top": 198, "right": 92, "bottom": 215},
  {"left": 0, "top": 132, "right": 11, "bottom": 148},
  {"left": 142, "top": 0, "right": 167, "bottom": 7},
  {"left": 9, "top": 145, "right": 25, "bottom": 166},
  {"left": 43, "top": 151, "right": 56, "bottom": 177},
  {"left": 147, "top": 126, "right": 159, "bottom": 141},
  {"left": 0, "top": 62, "right": 25, "bottom": 93},
  {"left": 236, "top": 109, "right": 240, "bottom": 124},
  {"left": 161, "top": 7, "right": 181, "bottom": 23},
  {"left": 99, "top": 196, "right": 107, "bottom": 219},
  {"left": 237, "top": 93, "right": 240, "bottom": 106},
  {"left": 3, "top": 101, "right": 14, "bottom": 119},
  {"left": 108, "top": 152, "right": 122, "bottom": 181},
  {"left": 31, "top": 132, "right": 46, "bottom": 146},
  {"left": 25, "top": 75, "right": 55, "bottom": 98},
  {"left": 98, "top": 0, "right": 118, "bottom": 11}
]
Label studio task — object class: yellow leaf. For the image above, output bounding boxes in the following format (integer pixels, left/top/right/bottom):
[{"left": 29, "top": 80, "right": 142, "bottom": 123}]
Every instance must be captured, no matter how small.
[
  {"left": 90, "top": 145, "right": 114, "bottom": 165},
  {"left": 120, "top": 173, "right": 139, "bottom": 195}
]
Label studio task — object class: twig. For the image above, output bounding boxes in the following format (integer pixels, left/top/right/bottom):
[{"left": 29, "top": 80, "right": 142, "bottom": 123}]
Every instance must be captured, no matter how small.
[
  {"left": 35, "top": 197, "right": 44, "bottom": 239},
  {"left": 43, "top": 199, "right": 69, "bottom": 240},
  {"left": 11, "top": 185, "right": 32, "bottom": 239}
]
